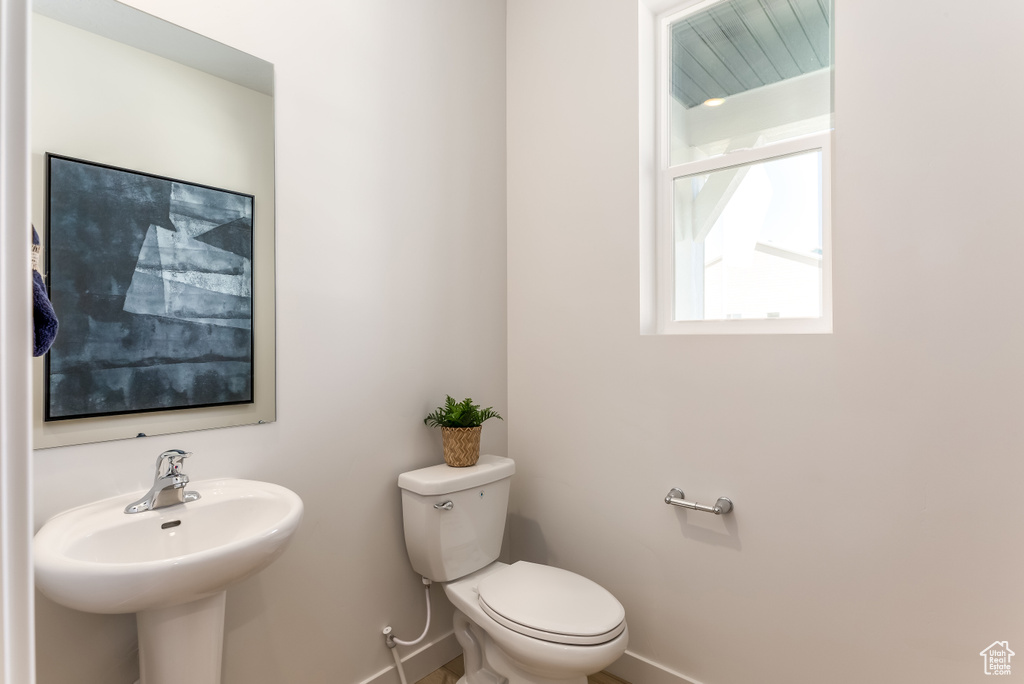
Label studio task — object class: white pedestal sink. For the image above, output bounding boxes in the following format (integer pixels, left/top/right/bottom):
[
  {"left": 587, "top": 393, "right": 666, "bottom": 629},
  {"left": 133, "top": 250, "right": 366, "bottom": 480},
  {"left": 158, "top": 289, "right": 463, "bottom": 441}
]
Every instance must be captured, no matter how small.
[{"left": 34, "top": 478, "right": 303, "bottom": 684}]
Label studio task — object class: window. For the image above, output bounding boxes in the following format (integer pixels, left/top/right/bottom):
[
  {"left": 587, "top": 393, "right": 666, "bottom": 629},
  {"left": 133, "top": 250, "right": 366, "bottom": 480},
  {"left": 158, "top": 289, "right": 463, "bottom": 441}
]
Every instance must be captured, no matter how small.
[{"left": 653, "top": 0, "right": 833, "bottom": 334}]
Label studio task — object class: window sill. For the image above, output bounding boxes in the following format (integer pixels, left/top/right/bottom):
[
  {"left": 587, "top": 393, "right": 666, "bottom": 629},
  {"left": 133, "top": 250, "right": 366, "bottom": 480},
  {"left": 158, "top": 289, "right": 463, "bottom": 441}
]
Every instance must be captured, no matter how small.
[{"left": 651, "top": 316, "right": 833, "bottom": 336}]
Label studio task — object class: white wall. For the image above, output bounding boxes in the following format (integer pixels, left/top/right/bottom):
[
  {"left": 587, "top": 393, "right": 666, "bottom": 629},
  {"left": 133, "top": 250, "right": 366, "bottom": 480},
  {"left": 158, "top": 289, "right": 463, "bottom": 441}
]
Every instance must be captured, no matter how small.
[
  {"left": 31, "top": 1, "right": 507, "bottom": 683},
  {"left": 0, "top": 0, "right": 36, "bottom": 682},
  {"left": 508, "top": 1, "right": 1024, "bottom": 684}
]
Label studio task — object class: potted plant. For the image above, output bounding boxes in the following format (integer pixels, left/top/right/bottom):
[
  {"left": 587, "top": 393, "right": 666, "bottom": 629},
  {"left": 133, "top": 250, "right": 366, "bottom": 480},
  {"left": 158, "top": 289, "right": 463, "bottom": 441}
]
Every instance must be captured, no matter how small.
[{"left": 424, "top": 396, "right": 503, "bottom": 467}]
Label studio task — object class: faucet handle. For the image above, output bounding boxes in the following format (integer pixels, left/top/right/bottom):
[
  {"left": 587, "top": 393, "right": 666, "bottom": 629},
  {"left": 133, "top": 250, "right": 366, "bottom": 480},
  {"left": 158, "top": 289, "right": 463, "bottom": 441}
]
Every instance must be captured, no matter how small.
[{"left": 156, "top": 449, "right": 191, "bottom": 478}]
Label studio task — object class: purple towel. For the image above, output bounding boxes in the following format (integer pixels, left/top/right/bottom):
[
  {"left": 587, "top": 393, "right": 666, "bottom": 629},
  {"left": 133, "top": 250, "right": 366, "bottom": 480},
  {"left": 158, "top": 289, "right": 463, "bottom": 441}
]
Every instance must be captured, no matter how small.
[{"left": 32, "top": 226, "right": 58, "bottom": 357}]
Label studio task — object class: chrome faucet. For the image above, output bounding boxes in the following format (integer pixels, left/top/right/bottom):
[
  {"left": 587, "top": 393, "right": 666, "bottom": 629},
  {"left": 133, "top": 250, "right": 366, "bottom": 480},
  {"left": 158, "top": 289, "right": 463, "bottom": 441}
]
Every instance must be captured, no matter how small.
[{"left": 124, "top": 449, "right": 201, "bottom": 514}]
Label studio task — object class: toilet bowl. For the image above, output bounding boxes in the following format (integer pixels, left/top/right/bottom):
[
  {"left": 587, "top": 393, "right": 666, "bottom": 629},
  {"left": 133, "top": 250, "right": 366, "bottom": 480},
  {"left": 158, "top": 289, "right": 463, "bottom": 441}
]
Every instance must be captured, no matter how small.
[
  {"left": 398, "top": 455, "right": 628, "bottom": 684},
  {"left": 445, "top": 562, "right": 628, "bottom": 683}
]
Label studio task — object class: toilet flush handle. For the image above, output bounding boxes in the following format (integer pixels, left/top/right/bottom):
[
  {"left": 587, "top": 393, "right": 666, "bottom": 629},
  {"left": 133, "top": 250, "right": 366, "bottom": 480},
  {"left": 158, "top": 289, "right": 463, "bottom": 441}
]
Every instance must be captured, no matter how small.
[{"left": 433, "top": 501, "right": 454, "bottom": 511}]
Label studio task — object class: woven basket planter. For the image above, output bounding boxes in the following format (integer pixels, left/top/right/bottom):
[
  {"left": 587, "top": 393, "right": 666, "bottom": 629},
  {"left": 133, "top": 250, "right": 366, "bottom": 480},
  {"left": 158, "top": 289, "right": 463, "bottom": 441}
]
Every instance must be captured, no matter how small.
[{"left": 441, "top": 426, "right": 482, "bottom": 467}]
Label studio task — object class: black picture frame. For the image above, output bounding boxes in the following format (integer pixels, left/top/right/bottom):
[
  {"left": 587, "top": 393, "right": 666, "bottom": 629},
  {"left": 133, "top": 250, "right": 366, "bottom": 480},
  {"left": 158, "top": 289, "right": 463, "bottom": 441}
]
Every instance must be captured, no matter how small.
[{"left": 44, "top": 153, "right": 255, "bottom": 421}]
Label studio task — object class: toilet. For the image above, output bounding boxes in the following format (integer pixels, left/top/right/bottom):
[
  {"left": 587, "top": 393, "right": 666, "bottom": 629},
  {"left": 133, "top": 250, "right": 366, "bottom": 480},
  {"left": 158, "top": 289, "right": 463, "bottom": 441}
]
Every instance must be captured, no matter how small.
[{"left": 398, "top": 454, "right": 628, "bottom": 684}]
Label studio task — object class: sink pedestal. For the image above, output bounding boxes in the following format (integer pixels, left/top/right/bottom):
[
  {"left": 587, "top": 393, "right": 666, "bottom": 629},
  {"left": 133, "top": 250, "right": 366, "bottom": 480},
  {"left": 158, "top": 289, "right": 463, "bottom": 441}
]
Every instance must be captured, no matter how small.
[
  {"left": 33, "top": 478, "right": 303, "bottom": 684},
  {"left": 137, "top": 591, "right": 226, "bottom": 684}
]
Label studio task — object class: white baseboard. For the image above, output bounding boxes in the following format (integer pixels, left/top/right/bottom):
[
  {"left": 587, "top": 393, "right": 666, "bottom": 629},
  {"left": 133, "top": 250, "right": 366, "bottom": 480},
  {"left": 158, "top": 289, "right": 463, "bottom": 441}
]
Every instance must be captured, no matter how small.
[
  {"left": 356, "top": 631, "right": 462, "bottom": 684},
  {"left": 605, "top": 650, "right": 702, "bottom": 684},
  {"left": 354, "top": 637, "right": 697, "bottom": 684}
]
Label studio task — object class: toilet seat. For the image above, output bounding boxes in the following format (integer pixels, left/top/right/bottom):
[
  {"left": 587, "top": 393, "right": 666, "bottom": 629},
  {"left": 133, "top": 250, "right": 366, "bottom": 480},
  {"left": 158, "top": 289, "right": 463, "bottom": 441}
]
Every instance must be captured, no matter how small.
[{"left": 476, "top": 561, "right": 626, "bottom": 646}]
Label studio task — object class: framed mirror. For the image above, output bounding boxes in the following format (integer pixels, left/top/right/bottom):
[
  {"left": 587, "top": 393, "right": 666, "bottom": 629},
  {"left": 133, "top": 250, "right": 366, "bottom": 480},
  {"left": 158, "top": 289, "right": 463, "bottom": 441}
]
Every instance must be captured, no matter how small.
[{"left": 31, "top": 0, "right": 276, "bottom": 449}]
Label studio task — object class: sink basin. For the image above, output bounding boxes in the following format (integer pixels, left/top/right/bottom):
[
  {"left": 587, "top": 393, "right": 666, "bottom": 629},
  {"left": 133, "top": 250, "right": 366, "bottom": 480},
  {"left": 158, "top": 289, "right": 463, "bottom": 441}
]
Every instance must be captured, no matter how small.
[
  {"left": 34, "top": 478, "right": 303, "bottom": 614},
  {"left": 35, "top": 477, "right": 302, "bottom": 684}
]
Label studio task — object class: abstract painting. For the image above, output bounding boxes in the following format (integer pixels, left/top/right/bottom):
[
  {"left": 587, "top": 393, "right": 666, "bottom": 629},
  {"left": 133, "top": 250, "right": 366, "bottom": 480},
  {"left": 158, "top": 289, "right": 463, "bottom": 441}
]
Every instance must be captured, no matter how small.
[{"left": 45, "top": 154, "right": 254, "bottom": 420}]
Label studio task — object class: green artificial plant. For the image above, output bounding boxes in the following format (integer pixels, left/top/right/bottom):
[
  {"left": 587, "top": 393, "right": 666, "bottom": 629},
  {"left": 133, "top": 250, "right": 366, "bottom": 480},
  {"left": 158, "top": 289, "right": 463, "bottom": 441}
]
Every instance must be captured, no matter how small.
[{"left": 424, "top": 396, "right": 503, "bottom": 428}]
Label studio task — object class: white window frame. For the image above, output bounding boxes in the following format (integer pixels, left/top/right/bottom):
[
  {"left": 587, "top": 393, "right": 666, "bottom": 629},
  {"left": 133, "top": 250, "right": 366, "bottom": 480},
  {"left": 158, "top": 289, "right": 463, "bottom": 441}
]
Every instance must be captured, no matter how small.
[{"left": 653, "top": 1, "right": 833, "bottom": 335}]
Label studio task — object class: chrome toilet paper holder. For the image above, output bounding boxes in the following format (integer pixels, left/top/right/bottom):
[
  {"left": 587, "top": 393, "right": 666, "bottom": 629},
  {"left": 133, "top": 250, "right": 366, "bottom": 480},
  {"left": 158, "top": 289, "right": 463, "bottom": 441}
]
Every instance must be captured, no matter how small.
[{"left": 664, "top": 488, "right": 733, "bottom": 515}]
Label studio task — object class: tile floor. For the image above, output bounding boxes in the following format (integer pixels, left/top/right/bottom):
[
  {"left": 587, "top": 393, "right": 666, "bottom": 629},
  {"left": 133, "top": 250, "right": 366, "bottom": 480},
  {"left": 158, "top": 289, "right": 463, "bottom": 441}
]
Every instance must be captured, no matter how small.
[{"left": 414, "top": 655, "right": 630, "bottom": 684}]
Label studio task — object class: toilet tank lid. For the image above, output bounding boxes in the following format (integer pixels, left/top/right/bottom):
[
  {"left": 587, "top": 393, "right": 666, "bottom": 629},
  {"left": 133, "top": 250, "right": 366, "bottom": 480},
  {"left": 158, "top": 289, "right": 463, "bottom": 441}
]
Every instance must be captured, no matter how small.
[{"left": 398, "top": 454, "right": 515, "bottom": 496}]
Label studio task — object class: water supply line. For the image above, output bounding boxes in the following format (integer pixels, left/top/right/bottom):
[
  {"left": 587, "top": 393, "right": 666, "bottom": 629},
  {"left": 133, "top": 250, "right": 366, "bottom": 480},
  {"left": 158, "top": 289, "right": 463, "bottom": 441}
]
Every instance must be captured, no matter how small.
[{"left": 383, "top": 577, "right": 433, "bottom": 684}]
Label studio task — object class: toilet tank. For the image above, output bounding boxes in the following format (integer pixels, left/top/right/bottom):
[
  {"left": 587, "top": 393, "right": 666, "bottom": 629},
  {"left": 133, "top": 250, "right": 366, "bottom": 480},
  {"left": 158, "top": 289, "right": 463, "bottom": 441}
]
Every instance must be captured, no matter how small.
[{"left": 398, "top": 454, "right": 515, "bottom": 582}]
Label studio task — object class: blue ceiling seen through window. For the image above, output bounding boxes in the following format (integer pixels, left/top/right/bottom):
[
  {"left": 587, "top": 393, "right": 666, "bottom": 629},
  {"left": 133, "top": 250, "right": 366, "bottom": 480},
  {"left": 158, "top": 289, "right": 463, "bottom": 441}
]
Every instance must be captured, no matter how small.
[{"left": 671, "top": 0, "right": 831, "bottom": 108}]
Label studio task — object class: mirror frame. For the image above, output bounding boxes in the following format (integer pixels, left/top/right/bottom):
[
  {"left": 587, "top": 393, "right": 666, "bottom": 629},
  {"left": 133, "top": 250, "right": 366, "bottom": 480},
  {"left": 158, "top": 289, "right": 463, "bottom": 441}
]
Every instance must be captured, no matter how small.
[{"left": 31, "top": 0, "right": 276, "bottom": 449}]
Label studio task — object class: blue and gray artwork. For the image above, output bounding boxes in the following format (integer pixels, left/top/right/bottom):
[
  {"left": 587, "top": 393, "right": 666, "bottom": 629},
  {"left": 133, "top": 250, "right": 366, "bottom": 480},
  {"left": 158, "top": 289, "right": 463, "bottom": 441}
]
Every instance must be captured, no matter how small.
[{"left": 46, "top": 155, "right": 254, "bottom": 420}]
